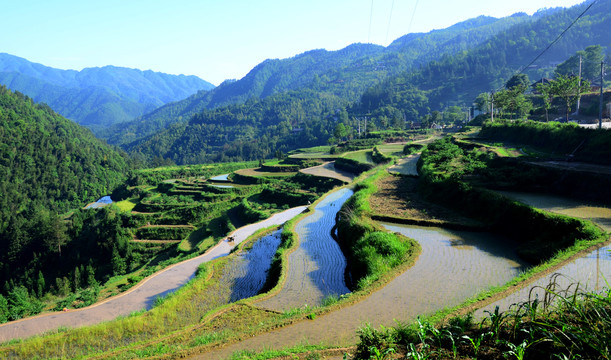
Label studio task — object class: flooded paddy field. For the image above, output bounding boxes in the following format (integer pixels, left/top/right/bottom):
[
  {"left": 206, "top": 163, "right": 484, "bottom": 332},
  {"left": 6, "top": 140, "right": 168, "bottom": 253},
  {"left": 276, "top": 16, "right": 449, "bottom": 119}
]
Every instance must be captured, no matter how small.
[
  {"left": 475, "top": 191, "right": 611, "bottom": 317},
  {"left": 498, "top": 191, "right": 611, "bottom": 232},
  {"left": 256, "top": 188, "right": 353, "bottom": 311},
  {"left": 197, "top": 224, "right": 528, "bottom": 359},
  {"left": 223, "top": 230, "right": 283, "bottom": 302},
  {"left": 299, "top": 161, "right": 356, "bottom": 183}
]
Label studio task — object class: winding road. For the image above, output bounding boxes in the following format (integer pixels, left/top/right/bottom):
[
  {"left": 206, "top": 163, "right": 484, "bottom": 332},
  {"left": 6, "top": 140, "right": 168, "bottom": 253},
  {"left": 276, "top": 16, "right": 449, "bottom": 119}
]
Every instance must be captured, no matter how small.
[{"left": 0, "top": 206, "right": 307, "bottom": 342}]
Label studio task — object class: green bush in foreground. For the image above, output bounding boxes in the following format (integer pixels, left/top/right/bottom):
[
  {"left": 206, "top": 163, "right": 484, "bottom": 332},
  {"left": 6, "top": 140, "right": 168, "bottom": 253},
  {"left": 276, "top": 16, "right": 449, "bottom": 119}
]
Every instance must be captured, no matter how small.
[{"left": 337, "top": 168, "right": 413, "bottom": 289}]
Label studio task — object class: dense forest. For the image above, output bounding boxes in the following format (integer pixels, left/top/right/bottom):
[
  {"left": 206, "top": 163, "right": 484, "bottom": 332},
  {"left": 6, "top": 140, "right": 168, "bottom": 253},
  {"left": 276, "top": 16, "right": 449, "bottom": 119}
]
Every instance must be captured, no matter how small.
[
  {"left": 0, "top": 86, "right": 131, "bottom": 319},
  {"left": 126, "top": 90, "right": 346, "bottom": 164}
]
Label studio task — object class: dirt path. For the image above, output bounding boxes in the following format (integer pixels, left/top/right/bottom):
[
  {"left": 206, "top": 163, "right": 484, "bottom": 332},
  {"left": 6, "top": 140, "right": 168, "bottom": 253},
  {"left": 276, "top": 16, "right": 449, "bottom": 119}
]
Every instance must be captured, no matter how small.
[{"left": 0, "top": 206, "right": 307, "bottom": 343}]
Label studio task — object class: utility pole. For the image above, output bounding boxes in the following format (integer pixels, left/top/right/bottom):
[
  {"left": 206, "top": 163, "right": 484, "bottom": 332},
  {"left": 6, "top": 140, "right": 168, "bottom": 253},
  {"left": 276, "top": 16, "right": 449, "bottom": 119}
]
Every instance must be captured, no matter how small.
[
  {"left": 490, "top": 91, "right": 495, "bottom": 122},
  {"left": 600, "top": 61, "right": 605, "bottom": 129},
  {"left": 577, "top": 55, "right": 582, "bottom": 115}
]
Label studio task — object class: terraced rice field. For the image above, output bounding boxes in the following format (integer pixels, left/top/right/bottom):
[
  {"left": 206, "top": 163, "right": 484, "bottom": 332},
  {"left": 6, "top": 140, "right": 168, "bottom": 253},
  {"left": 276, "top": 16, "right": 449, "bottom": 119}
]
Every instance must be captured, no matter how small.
[
  {"left": 377, "top": 143, "right": 405, "bottom": 156},
  {"left": 342, "top": 150, "right": 373, "bottom": 164},
  {"left": 234, "top": 168, "right": 296, "bottom": 178},
  {"left": 299, "top": 161, "right": 356, "bottom": 183},
  {"left": 476, "top": 192, "right": 611, "bottom": 317},
  {"left": 256, "top": 188, "right": 353, "bottom": 311},
  {"left": 0, "top": 207, "right": 307, "bottom": 342},
  {"left": 388, "top": 154, "right": 420, "bottom": 176},
  {"left": 194, "top": 224, "right": 528, "bottom": 359}
]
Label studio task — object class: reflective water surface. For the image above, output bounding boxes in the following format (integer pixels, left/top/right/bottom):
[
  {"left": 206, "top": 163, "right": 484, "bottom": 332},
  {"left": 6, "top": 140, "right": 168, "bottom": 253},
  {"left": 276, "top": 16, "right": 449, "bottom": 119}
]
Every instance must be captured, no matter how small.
[{"left": 257, "top": 188, "right": 353, "bottom": 311}]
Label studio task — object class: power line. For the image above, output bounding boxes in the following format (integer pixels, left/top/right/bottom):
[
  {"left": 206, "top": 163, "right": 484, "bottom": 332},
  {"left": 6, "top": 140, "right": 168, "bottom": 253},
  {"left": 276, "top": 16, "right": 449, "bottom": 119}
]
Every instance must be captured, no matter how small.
[
  {"left": 408, "top": 0, "right": 420, "bottom": 34},
  {"left": 368, "top": 0, "right": 374, "bottom": 43},
  {"left": 498, "top": 0, "right": 597, "bottom": 91},
  {"left": 385, "top": 0, "right": 396, "bottom": 44}
]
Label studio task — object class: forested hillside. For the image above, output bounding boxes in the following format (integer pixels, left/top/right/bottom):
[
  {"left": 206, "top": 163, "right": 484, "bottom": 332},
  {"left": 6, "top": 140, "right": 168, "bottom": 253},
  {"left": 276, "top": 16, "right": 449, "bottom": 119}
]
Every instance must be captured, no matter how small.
[
  {"left": 0, "top": 53, "right": 214, "bottom": 133},
  {"left": 107, "top": 13, "right": 533, "bottom": 146},
  {"left": 120, "top": 1, "right": 610, "bottom": 165},
  {"left": 0, "top": 86, "right": 130, "bottom": 315},
  {"left": 359, "top": 0, "right": 611, "bottom": 116},
  {"left": 127, "top": 90, "right": 345, "bottom": 164}
]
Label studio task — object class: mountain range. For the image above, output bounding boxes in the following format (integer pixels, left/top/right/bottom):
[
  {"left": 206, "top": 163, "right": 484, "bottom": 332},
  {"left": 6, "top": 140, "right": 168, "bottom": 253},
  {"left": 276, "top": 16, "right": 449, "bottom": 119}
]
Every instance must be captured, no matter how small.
[
  {"left": 0, "top": 53, "right": 215, "bottom": 132},
  {"left": 1, "top": 0, "right": 609, "bottom": 166},
  {"left": 105, "top": 12, "right": 535, "bottom": 146},
  {"left": 117, "top": 0, "right": 611, "bottom": 164}
]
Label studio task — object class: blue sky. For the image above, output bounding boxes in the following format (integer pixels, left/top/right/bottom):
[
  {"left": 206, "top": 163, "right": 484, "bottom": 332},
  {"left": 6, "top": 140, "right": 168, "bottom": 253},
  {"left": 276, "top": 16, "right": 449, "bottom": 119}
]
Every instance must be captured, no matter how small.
[{"left": 1, "top": 0, "right": 585, "bottom": 85}]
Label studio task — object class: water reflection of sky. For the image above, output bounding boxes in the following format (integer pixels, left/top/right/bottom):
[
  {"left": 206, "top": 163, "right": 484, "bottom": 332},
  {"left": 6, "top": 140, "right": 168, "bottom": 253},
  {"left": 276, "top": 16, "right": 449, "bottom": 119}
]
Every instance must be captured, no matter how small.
[
  {"left": 85, "top": 195, "right": 112, "bottom": 209},
  {"left": 210, "top": 173, "right": 230, "bottom": 181}
]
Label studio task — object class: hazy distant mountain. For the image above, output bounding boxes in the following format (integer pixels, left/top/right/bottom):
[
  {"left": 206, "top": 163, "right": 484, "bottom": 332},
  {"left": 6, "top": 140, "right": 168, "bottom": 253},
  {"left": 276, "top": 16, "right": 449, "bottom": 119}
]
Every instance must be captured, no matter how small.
[
  {"left": 108, "top": 13, "right": 532, "bottom": 146},
  {"left": 0, "top": 53, "right": 215, "bottom": 132}
]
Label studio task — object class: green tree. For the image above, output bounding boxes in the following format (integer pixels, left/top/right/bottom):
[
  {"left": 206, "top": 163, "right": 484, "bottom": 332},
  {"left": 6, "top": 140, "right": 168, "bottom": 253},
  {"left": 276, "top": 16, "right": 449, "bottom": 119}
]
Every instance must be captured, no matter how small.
[
  {"left": 474, "top": 92, "right": 491, "bottom": 113},
  {"left": 0, "top": 294, "right": 8, "bottom": 323},
  {"left": 550, "top": 74, "right": 591, "bottom": 122},
  {"left": 36, "top": 271, "right": 46, "bottom": 298},
  {"left": 86, "top": 264, "right": 97, "bottom": 288},
  {"left": 41, "top": 214, "right": 69, "bottom": 257},
  {"left": 505, "top": 73, "right": 530, "bottom": 90},
  {"left": 536, "top": 80, "right": 554, "bottom": 122},
  {"left": 111, "top": 246, "right": 127, "bottom": 276},
  {"left": 494, "top": 86, "right": 532, "bottom": 120},
  {"left": 334, "top": 123, "right": 348, "bottom": 141},
  {"left": 556, "top": 45, "right": 605, "bottom": 81}
]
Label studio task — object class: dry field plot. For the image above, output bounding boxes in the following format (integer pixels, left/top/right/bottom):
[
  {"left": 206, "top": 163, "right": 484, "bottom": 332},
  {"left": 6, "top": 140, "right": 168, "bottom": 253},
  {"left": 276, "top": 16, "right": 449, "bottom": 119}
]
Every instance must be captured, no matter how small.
[{"left": 369, "top": 173, "right": 480, "bottom": 226}]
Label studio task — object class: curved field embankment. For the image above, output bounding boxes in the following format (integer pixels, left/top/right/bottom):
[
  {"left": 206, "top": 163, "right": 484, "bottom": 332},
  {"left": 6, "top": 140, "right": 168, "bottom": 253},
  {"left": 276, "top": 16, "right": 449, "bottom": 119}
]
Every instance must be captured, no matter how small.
[
  {"left": 256, "top": 188, "right": 353, "bottom": 311},
  {"left": 192, "top": 222, "right": 528, "bottom": 360},
  {"left": 0, "top": 207, "right": 307, "bottom": 343},
  {"left": 475, "top": 192, "right": 611, "bottom": 317}
]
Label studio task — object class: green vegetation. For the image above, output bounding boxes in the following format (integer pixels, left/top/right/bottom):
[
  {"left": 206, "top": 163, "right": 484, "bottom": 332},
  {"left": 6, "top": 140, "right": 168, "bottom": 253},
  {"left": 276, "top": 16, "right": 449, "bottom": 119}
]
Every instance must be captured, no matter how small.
[
  {"left": 418, "top": 137, "right": 604, "bottom": 262},
  {"left": 0, "top": 86, "right": 131, "bottom": 320},
  {"left": 337, "top": 168, "right": 415, "bottom": 289},
  {"left": 352, "top": 283, "right": 611, "bottom": 360},
  {"left": 480, "top": 120, "right": 611, "bottom": 165},
  {"left": 109, "top": 13, "right": 533, "bottom": 148},
  {"left": 107, "top": 2, "right": 611, "bottom": 167}
]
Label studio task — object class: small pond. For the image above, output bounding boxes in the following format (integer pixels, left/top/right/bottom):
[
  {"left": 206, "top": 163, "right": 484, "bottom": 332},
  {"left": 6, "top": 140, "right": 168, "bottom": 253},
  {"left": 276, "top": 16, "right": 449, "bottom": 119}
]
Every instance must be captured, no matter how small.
[
  {"left": 210, "top": 173, "right": 230, "bottom": 182},
  {"left": 85, "top": 196, "right": 113, "bottom": 209}
]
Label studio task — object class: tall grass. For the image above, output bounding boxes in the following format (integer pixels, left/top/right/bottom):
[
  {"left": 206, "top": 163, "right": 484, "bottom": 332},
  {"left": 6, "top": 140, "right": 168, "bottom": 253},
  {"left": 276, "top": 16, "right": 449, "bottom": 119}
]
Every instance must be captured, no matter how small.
[{"left": 352, "top": 282, "right": 611, "bottom": 360}]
